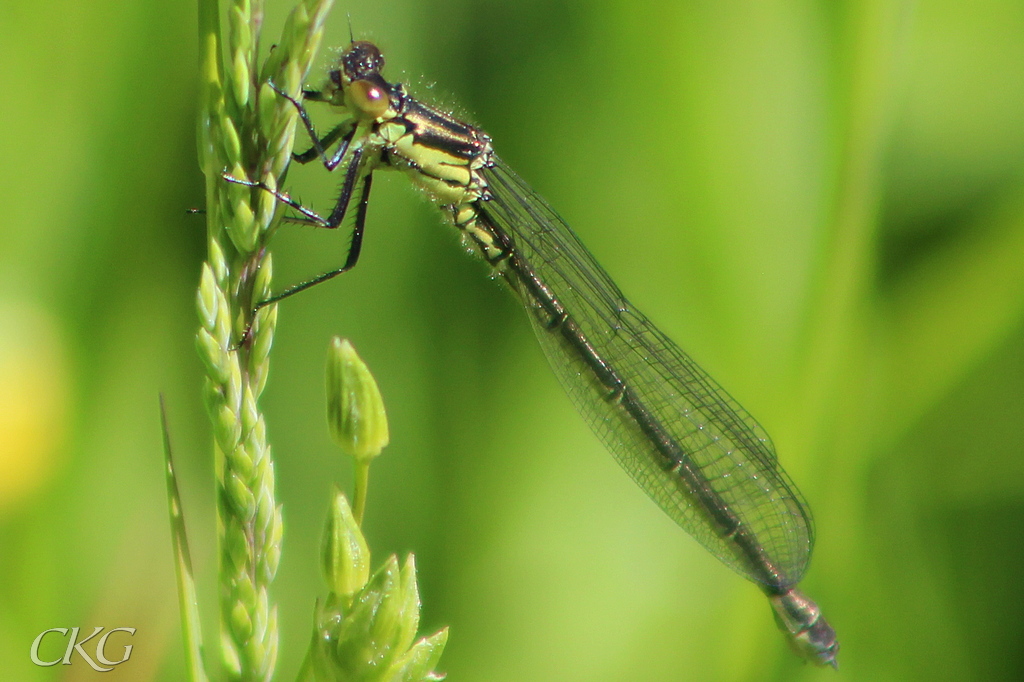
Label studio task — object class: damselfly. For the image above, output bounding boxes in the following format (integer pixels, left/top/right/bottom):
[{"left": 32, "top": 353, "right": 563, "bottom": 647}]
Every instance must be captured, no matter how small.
[{"left": 228, "top": 40, "right": 839, "bottom": 667}]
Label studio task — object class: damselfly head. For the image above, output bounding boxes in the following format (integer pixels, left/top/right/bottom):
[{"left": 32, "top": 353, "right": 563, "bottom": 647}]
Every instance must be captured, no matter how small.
[{"left": 341, "top": 41, "right": 385, "bottom": 82}]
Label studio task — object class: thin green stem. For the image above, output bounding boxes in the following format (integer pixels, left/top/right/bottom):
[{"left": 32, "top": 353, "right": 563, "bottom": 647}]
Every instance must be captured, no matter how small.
[
  {"left": 351, "top": 460, "right": 370, "bottom": 527},
  {"left": 162, "top": 397, "right": 210, "bottom": 682}
]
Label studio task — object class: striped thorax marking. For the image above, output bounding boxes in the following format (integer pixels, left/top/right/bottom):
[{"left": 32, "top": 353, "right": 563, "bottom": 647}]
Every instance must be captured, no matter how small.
[{"left": 384, "top": 101, "right": 502, "bottom": 261}]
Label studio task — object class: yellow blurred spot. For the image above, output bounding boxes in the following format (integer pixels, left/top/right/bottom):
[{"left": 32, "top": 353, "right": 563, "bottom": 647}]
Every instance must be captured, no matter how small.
[{"left": 0, "top": 302, "right": 69, "bottom": 514}]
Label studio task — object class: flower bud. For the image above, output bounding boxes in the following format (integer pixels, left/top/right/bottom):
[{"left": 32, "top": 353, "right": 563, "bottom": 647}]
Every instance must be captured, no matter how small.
[
  {"left": 326, "top": 337, "right": 389, "bottom": 462},
  {"left": 321, "top": 490, "right": 370, "bottom": 600}
]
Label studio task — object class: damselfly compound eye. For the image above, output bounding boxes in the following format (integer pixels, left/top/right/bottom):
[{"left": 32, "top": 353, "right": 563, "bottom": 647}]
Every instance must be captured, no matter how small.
[{"left": 349, "top": 79, "right": 389, "bottom": 118}]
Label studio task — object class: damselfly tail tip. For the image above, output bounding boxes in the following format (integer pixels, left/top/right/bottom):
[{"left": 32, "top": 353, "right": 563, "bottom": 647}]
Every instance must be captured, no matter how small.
[{"left": 768, "top": 588, "right": 839, "bottom": 668}]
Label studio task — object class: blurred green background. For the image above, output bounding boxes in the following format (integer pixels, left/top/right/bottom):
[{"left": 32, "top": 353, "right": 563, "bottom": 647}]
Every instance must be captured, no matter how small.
[{"left": 2, "top": 0, "right": 1024, "bottom": 680}]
